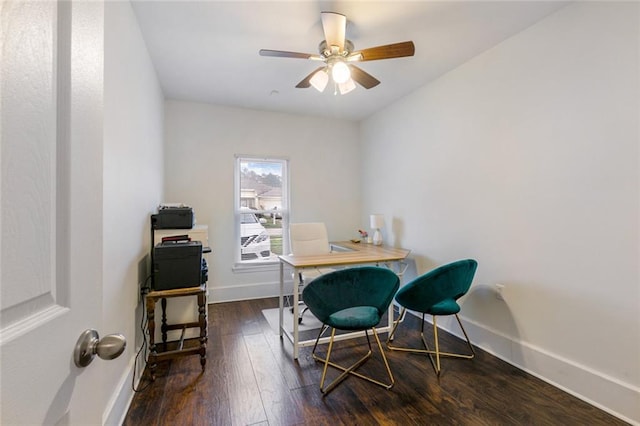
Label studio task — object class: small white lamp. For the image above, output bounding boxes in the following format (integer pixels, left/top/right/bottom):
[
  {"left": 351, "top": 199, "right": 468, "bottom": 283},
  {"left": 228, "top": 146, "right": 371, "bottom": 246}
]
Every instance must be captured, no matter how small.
[{"left": 370, "top": 214, "right": 384, "bottom": 246}]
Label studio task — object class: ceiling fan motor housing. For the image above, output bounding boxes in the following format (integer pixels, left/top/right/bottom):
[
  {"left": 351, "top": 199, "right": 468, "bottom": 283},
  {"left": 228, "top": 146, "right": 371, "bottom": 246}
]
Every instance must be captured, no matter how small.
[
  {"left": 318, "top": 40, "right": 354, "bottom": 57},
  {"left": 259, "top": 11, "right": 415, "bottom": 91}
]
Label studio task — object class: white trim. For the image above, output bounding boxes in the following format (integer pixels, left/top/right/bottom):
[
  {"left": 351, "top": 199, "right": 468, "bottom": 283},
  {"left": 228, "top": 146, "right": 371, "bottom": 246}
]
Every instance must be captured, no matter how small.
[
  {"left": 404, "top": 310, "right": 639, "bottom": 425},
  {"left": 232, "top": 261, "right": 279, "bottom": 273},
  {"left": 0, "top": 305, "right": 69, "bottom": 345},
  {"left": 102, "top": 347, "right": 145, "bottom": 426},
  {"left": 209, "top": 280, "right": 286, "bottom": 303}
]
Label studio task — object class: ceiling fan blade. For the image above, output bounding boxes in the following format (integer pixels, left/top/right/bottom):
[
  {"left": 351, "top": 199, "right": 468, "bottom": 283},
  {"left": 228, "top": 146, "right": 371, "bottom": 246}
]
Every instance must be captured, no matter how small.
[
  {"left": 321, "top": 12, "right": 346, "bottom": 51},
  {"left": 259, "top": 49, "right": 319, "bottom": 60},
  {"left": 349, "top": 65, "right": 380, "bottom": 89},
  {"left": 296, "top": 66, "right": 326, "bottom": 88},
  {"left": 352, "top": 41, "right": 415, "bottom": 61}
]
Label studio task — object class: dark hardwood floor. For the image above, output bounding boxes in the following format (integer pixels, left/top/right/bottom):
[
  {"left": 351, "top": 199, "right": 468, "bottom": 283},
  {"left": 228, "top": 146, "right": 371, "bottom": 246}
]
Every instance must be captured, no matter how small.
[{"left": 124, "top": 297, "right": 626, "bottom": 426}]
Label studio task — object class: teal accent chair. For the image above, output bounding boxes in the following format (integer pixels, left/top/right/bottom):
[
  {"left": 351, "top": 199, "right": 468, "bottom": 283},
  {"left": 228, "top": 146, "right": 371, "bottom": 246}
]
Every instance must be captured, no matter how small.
[
  {"left": 302, "top": 266, "right": 400, "bottom": 394},
  {"left": 387, "top": 259, "right": 478, "bottom": 376}
]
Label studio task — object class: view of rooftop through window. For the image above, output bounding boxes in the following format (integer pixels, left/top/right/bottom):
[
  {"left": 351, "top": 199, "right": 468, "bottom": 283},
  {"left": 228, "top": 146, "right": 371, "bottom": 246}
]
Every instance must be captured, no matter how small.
[{"left": 237, "top": 158, "right": 287, "bottom": 262}]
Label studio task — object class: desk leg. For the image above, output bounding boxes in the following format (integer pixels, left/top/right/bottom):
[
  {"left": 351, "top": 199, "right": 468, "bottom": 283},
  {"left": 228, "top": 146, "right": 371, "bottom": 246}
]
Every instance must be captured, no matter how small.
[
  {"left": 279, "top": 262, "right": 284, "bottom": 338},
  {"left": 385, "top": 260, "right": 400, "bottom": 337},
  {"left": 292, "top": 267, "right": 300, "bottom": 360},
  {"left": 146, "top": 296, "right": 158, "bottom": 381}
]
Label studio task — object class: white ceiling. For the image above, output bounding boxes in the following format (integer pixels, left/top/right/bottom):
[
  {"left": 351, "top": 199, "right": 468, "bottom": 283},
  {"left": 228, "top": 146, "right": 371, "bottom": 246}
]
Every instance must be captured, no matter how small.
[{"left": 131, "top": 1, "right": 569, "bottom": 121}]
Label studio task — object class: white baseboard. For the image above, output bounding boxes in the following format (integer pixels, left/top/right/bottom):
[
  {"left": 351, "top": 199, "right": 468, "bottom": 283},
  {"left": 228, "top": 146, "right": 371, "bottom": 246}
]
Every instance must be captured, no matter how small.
[
  {"left": 419, "top": 312, "right": 639, "bottom": 425},
  {"left": 209, "top": 279, "right": 285, "bottom": 303},
  {"left": 102, "top": 353, "right": 138, "bottom": 426}
]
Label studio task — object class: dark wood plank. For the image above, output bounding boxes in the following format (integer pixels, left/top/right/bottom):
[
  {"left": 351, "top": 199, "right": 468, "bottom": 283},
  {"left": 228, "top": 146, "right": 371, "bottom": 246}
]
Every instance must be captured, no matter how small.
[
  {"left": 124, "top": 298, "right": 628, "bottom": 426},
  {"left": 220, "top": 330, "right": 267, "bottom": 425},
  {"left": 122, "top": 361, "right": 171, "bottom": 426},
  {"left": 243, "top": 333, "right": 306, "bottom": 424}
]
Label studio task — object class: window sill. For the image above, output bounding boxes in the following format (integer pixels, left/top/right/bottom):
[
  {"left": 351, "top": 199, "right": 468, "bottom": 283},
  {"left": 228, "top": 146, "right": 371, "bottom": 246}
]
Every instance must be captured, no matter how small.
[{"left": 232, "top": 261, "right": 280, "bottom": 273}]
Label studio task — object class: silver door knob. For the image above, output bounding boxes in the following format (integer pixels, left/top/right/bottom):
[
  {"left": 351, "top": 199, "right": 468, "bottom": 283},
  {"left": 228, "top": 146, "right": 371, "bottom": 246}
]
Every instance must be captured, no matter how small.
[{"left": 74, "top": 329, "right": 126, "bottom": 367}]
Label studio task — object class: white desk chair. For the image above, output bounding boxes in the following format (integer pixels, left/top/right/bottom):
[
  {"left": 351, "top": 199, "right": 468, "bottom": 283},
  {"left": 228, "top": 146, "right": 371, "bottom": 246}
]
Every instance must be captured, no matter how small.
[{"left": 289, "top": 222, "right": 332, "bottom": 324}]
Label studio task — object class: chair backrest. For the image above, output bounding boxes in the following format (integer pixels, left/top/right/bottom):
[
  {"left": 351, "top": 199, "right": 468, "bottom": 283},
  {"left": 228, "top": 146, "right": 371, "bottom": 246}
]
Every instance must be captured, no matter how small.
[
  {"left": 302, "top": 266, "right": 400, "bottom": 324},
  {"left": 395, "top": 259, "right": 478, "bottom": 313},
  {"left": 289, "top": 223, "right": 330, "bottom": 256}
]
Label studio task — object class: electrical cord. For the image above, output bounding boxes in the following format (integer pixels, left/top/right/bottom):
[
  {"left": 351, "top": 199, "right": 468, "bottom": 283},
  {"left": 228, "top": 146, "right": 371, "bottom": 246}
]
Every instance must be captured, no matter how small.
[{"left": 132, "top": 274, "right": 153, "bottom": 392}]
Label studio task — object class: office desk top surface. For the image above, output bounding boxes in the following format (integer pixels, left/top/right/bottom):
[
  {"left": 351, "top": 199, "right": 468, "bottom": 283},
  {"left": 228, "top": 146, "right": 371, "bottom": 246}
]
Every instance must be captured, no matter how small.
[{"left": 278, "top": 241, "right": 410, "bottom": 268}]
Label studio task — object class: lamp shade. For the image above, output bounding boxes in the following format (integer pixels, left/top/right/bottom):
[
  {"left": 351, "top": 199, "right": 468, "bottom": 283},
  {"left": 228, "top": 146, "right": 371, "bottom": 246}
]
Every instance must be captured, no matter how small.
[
  {"left": 370, "top": 214, "right": 384, "bottom": 229},
  {"left": 310, "top": 69, "right": 328, "bottom": 92},
  {"left": 338, "top": 78, "right": 356, "bottom": 95}
]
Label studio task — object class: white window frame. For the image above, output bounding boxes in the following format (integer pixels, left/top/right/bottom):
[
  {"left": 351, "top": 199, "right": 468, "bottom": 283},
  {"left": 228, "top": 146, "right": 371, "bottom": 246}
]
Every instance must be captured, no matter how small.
[{"left": 233, "top": 155, "right": 289, "bottom": 270}]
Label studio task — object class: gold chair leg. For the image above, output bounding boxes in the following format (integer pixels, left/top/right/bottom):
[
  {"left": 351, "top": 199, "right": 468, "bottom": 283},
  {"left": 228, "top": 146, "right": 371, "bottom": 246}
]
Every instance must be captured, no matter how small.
[
  {"left": 372, "top": 326, "right": 395, "bottom": 390},
  {"left": 455, "top": 313, "right": 476, "bottom": 357},
  {"left": 320, "top": 328, "right": 338, "bottom": 392},
  {"left": 387, "top": 310, "right": 431, "bottom": 353},
  {"left": 432, "top": 316, "right": 441, "bottom": 375},
  {"left": 386, "top": 307, "right": 405, "bottom": 343},
  {"left": 312, "top": 326, "right": 394, "bottom": 394},
  {"left": 427, "top": 315, "right": 475, "bottom": 359},
  {"left": 387, "top": 310, "right": 475, "bottom": 376}
]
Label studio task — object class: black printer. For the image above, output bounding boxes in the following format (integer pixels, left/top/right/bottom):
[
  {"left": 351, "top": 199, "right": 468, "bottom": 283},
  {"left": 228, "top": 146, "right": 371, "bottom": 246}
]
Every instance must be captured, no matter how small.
[
  {"left": 153, "top": 240, "right": 206, "bottom": 290},
  {"left": 151, "top": 204, "right": 194, "bottom": 229}
]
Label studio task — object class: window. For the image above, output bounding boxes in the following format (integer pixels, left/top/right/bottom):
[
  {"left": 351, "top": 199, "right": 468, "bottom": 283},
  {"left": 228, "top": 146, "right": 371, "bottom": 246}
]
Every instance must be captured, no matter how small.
[{"left": 235, "top": 156, "right": 288, "bottom": 265}]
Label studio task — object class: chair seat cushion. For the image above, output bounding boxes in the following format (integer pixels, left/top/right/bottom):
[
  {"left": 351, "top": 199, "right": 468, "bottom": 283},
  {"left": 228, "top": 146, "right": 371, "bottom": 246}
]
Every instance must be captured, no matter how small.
[
  {"left": 327, "top": 306, "right": 380, "bottom": 330},
  {"left": 427, "top": 298, "right": 461, "bottom": 315}
]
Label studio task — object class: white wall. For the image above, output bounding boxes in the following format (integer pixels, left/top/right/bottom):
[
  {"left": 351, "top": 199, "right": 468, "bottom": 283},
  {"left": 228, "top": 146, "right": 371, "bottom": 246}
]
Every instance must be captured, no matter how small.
[
  {"left": 164, "top": 101, "right": 360, "bottom": 301},
  {"left": 103, "top": 2, "right": 164, "bottom": 424},
  {"left": 361, "top": 2, "right": 639, "bottom": 423}
]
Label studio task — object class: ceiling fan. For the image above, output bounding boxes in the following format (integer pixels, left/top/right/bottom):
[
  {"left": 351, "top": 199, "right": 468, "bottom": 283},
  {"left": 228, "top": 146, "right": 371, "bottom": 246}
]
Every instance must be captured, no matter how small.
[{"left": 259, "top": 12, "right": 415, "bottom": 95}]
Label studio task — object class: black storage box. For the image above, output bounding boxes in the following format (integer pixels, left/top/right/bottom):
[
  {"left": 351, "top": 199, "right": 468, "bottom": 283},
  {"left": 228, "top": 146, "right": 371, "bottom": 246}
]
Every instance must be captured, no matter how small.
[
  {"left": 153, "top": 241, "right": 203, "bottom": 290},
  {"left": 151, "top": 207, "right": 194, "bottom": 229}
]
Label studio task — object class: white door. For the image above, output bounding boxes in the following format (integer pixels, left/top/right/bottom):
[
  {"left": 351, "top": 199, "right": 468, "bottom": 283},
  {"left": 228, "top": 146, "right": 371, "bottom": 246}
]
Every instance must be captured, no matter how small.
[{"left": 1, "top": 1, "right": 106, "bottom": 424}]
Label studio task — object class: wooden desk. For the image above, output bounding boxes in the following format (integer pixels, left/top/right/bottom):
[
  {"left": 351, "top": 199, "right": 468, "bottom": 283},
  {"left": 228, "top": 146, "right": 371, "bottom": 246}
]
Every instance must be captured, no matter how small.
[
  {"left": 278, "top": 241, "right": 410, "bottom": 359},
  {"left": 145, "top": 284, "right": 207, "bottom": 380}
]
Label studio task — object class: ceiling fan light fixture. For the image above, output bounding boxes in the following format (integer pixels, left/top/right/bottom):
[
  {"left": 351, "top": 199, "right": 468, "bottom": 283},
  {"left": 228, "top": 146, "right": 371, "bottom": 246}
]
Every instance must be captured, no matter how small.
[
  {"left": 331, "top": 61, "right": 351, "bottom": 84},
  {"left": 338, "top": 78, "right": 356, "bottom": 95},
  {"left": 260, "top": 12, "right": 415, "bottom": 94},
  {"left": 309, "top": 68, "right": 329, "bottom": 92}
]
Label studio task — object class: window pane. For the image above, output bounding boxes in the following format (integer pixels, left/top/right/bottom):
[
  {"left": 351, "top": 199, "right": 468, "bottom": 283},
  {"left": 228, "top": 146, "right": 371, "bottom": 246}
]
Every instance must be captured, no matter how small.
[{"left": 238, "top": 159, "right": 286, "bottom": 262}]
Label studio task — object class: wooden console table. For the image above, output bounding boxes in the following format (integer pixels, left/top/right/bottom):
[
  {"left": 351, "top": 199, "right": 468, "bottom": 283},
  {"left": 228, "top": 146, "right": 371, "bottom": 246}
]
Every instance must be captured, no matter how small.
[{"left": 145, "top": 284, "right": 208, "bottom": 381}]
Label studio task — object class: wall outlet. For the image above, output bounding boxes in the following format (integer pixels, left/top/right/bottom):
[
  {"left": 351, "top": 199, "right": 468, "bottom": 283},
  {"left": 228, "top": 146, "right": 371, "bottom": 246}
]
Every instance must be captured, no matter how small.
[
  {"left": 138, "top": 278, "right": 151, "bottom": 304},
  {"left": 495, "top": 283, "right": 505, "bottom": 300}
]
